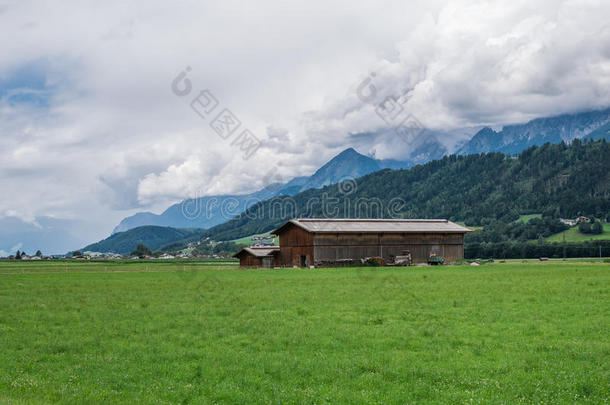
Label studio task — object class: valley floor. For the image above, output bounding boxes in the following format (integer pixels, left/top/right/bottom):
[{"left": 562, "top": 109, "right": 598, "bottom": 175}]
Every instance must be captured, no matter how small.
[{"left": 0, "top": 260, "right": 608, "bottom": 404}]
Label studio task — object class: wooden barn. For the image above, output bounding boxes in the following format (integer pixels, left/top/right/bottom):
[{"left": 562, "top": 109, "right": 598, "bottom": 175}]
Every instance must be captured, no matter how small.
[
  {"left": 233, "top": 246, "right": 280, "bottom": 268},
  {"left": 270, "top": 218, "right": 470, "bottom": 267}
]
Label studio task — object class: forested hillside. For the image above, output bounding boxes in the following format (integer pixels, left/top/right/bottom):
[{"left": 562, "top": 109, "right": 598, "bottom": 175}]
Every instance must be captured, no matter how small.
[
  {"left": 81, "top": 226, "right": 205, "bottom": 254},
  {"left": 206, "top": 140, "right": 610, "bottom": 241}
]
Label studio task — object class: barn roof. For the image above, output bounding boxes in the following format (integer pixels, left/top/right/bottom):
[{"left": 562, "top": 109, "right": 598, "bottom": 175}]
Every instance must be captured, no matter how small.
[
  {"left": 271, "top": 218, "right": 471, "bottom": 235},
  {"left": 233, "top": 246, "right": 280, "bottom": 258}
]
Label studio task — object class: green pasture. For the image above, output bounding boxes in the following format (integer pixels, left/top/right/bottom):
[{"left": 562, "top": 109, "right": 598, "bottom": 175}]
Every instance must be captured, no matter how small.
[
  {"left": 0, "top": 260, "right": 608, "bottom": 404},
  {"left": 547, "top": 223, "right": 610, "bottom": 243}
]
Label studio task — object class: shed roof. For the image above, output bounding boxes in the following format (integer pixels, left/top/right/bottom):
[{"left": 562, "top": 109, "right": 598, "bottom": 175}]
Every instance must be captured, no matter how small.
[
  {"left": 271, "top": 218, "right": 471, "bottom": 235},
  {"left": 233, "top": 246, "right": 280, "bottom": 258}
]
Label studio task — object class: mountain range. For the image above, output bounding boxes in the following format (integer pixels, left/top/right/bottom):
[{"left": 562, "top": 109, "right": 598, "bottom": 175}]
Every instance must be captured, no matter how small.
[
  {"left": 95, "top": 138, "right": 610, "bottom": 255},
  {"left": 112, "top": 107, "right": 610, "bottom": 236},
  {"left": 2, "top": 107, "right": 610, "bottom": 255},
  {"left": 111, "top": 184, "right": 284, "bottom": 233},
  {"left": 111, "top": 147, "right": 413, "bottom": 234},
  {"left": 201, "top": 139, "right": 610, "bottom": 242},
  {"left": 456, "top": 108, "right": 610, "bottom": 155}
]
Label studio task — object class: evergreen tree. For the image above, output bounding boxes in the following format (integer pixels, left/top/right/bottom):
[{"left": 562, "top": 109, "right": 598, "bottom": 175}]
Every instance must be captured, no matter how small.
[
  {"left": 131, "top": 244, "right": 152, "bottom": 258},
  {"left": 591, "top": 220, "right": 603, "bottom": 234},
  {"left": 578, "top": 221, "right": 592, "bottom": 234}
]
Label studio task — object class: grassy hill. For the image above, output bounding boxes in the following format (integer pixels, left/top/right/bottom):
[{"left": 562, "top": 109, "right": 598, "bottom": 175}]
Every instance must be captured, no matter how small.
[
  {"left": 231, "top": 232, "right": 276, "bottom": 246},
  {"left": 81, "top": 226, "right": 205, "bottom": 254},
  {"left": 547, "top": 223, "right": 610, "bottom": 242},
  {"left": 517, "top": 214, "right": 541, "bottom": 223}
]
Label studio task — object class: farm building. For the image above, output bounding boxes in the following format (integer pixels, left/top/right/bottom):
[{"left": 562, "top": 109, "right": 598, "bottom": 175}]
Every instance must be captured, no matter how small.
[
  {"left": 233, "top": 246, "right": 280, "bottom": 268},
  {"left": 270, "top": 218, "right": 470, "bottom": 267}
]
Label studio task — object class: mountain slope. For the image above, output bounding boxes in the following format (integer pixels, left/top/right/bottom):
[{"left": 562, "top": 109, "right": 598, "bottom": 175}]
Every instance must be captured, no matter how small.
[
  {"left": 109, "top": 108, "right": 610, "bottom": 237},
  {"left": 274, "top": 176, "right": 309, "bottom": 196},
  {"left": 203, "top": 140, "right": 610, "bottom": 241},
  {"left": 112, "top": 184, "right": 284, "bottom": 233},
  {"left": 584, "top": 122, "right": 610, "bottom": 141},
  {"left": 297, "top": 148, "right": 381, "bottom": 190},
  {"left": 458, "top": 108, "right": 610, "bottom": 155},
  {"left": 112, "top": 148, "right": 390, "bottom": 234},
  {"left": 82, "top": 226, "right": 205, "bottom": 254}
]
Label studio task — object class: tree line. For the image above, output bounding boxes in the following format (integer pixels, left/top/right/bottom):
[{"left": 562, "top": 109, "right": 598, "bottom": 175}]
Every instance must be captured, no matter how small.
[
  {"left": 465, "top": 240, "right": 610, "bottom": 259},
  {"left": 11, "top": 250, "right": 43, "bottom": 259}
]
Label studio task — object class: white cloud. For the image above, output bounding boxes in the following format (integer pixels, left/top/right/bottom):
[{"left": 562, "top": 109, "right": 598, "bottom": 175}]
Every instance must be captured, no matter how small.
[
  {"left": 304, "top": 0, "right": 610, "bottom": 155},
  {"left": 0, "top": 0, "right": 608, "bottom": 245}
]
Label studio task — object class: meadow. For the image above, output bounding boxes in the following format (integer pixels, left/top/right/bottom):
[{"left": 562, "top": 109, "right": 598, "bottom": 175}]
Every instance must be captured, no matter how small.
[
  {"left": 0, "top": 260, "right": 608, "bottom": 404},
  {"left": 546, "top": 223, "right": 610, "bottom": 243},
  {"left": 517, "top": 214, "right": 542, "bottom": 223},
  {"left": 230, "top": 232, "right": 277, "bottom": 246}
]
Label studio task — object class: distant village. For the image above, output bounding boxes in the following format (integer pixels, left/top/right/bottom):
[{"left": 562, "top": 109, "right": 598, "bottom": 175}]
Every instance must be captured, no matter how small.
[
  {"left": 0, "top": 250, "right": 236, "bottom": 261},
  {"left": 0, "top": 216, "right": 601, "bottom": 261},
  {"left": 0, "top": 239, "right": 238, "bottom": 261},
  {"left": 558, "top": 216, "right": 589, "bottom": 227}
]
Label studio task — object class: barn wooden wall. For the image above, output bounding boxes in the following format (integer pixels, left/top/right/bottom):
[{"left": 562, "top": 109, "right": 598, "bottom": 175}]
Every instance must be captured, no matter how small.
[
  {"left": 238, "top": 254, "right": 281, "bottom": 268},
  {"left": 278, "top": 226, "right": 314, "bottom": 266},
  {"left": 275, "top": 225, "right": 466, "bottom": 266},
  {"left": 313, "top": 232, "right": 464, "bottom": 264},
  {"left": 239, "top": 255, "right": 263, "bottom": 267}
]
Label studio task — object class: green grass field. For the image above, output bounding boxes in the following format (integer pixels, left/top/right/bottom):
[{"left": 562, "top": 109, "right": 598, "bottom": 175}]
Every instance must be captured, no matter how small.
[
  {"left": 547, "top": 223, "right": 610, "bottom": 242},
  {"left": 517, "top": 214, "right": 542, "bottom": 223},
  {"left": 231, "top": 232, "right": 276, "bottom": 246},
  {"left": 0, "top": 260, "right": 608, "bottom": 404}
]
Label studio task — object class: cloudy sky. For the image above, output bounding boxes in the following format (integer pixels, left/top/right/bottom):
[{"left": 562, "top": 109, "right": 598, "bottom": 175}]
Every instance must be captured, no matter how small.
[{"left": 1, "top": 0, "right": 609, "bottom": 250}]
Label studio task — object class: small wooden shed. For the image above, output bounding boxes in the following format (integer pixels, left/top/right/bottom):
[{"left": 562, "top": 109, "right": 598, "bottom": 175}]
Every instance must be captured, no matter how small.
[{"left": 233, "top": 246, "right": 280, "bottom": 268}]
